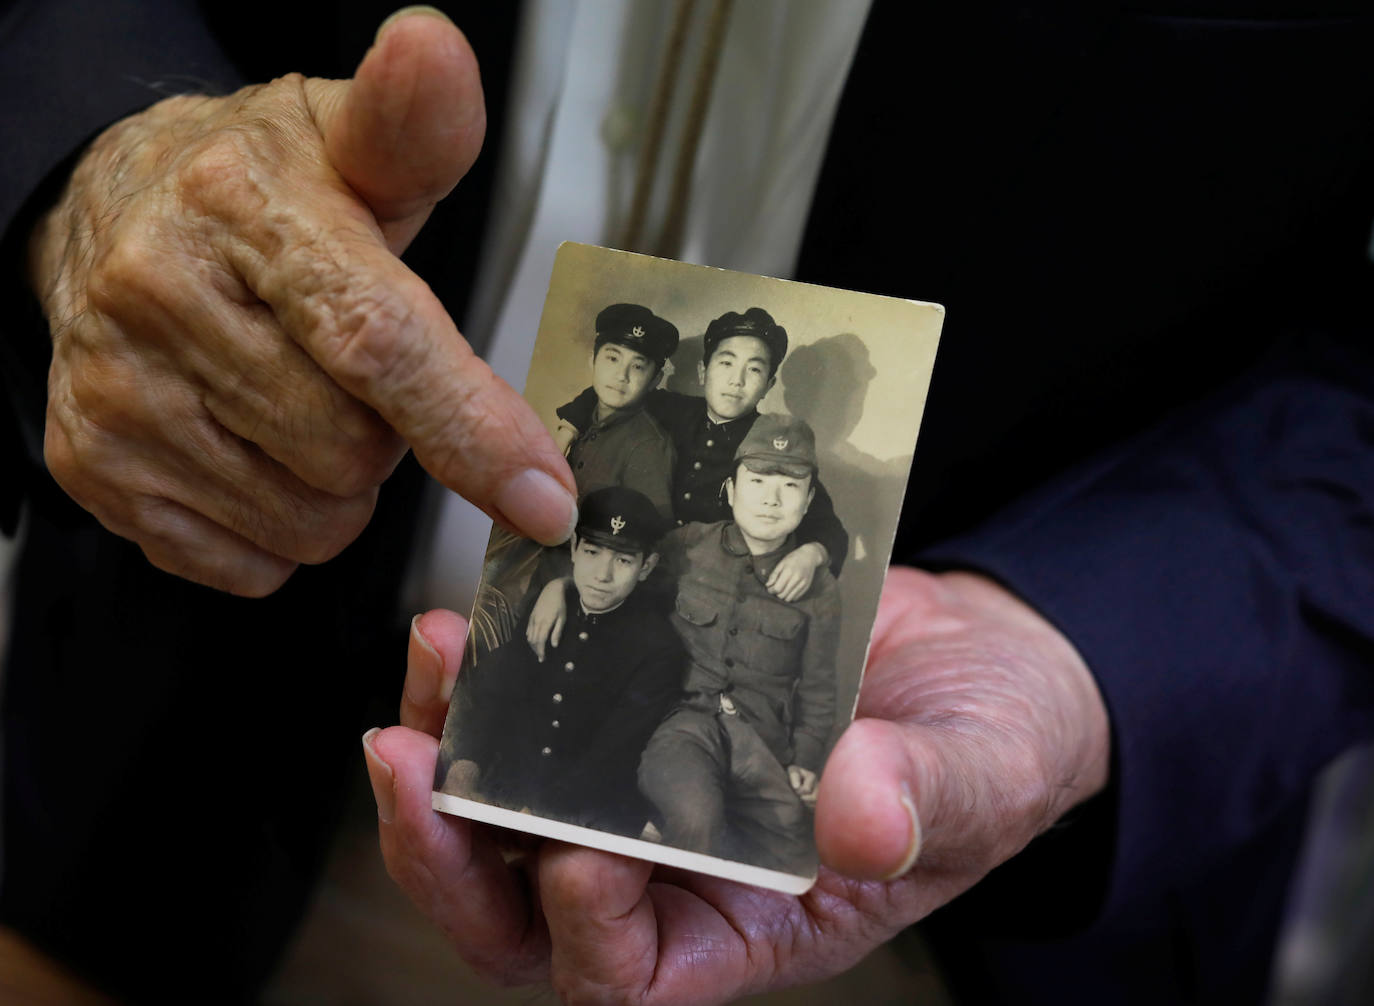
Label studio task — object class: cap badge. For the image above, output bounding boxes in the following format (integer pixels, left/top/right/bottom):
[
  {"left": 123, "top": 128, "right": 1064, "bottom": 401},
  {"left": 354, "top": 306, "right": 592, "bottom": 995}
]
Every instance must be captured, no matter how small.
[
  {"left": 630, "top": 325, "right": 645, "bottom": 339},
  {"left": 773, "top": 437, "right": 789, "bottom": 450},
  {"left": 610, "top": 515, "right": 626, "bottom": 535}
]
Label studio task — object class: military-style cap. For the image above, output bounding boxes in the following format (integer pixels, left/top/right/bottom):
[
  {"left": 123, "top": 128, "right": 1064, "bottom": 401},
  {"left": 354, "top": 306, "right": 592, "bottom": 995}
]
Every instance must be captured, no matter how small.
[
  {"left": 735, "top": 413, "right": 817, "bottom": 479},
  {"left": 594, "top": 303, "right": 679, "bottom": 367},
  {"left": 575, "top": 485, "right": 668, "bottom": 553},
  {"left": 702, "top": 307, "right": 788, "bottom": 377}
]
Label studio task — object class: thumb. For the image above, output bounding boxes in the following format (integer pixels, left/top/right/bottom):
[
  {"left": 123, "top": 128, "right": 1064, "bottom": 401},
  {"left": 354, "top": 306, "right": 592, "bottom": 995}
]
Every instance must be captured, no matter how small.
[
  {"left": 311, "top": 7, "right": 486, "bottom": 252},
  {"left": 814, "top": 718, "right": 925, "bottom": 880}
]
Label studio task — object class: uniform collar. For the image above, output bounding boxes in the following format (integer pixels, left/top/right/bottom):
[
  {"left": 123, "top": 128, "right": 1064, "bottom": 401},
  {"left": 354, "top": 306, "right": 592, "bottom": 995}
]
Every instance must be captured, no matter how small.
[
  {"left": 701, "top": 400, "right": 759, "bottom": 433},
  {"left": 566, "top": 580, "right": 637, "bottom": 625},
  {"left": 721, "top": 522, "right": 795, "bottom": 582}
]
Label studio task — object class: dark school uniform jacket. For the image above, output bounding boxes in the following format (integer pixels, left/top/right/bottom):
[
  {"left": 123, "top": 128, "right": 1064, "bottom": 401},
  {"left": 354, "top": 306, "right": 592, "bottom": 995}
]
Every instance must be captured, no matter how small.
[{"left": 442, "top": 583, "right": 684, "bottom": 838}]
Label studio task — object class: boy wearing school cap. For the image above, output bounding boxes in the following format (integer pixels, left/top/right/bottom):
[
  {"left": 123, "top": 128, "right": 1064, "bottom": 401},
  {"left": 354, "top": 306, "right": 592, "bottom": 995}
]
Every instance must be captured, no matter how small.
[
  {"left": 556, "top": 303, "right": 679, "bottom": 518},
  {"left": 436, "top": 486, "right": 685, "bottom": 838},
  {"left": 637, "top": 413, "right": 840, "bottom": 875},
  {"left": 556, "top": 307, "right": 849, "bottom": 598}
]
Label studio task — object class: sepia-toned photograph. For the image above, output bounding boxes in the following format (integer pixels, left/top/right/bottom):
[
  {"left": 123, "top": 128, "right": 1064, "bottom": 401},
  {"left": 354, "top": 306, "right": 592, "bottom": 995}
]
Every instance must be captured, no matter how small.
[{"left": 431, "top": 242, "right": 943, "bottom": 893}]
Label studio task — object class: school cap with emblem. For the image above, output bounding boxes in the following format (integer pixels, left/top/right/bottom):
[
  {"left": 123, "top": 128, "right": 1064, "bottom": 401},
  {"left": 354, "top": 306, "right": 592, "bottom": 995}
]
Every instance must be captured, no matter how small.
[
  {"left": 702, "top": 307, "right": 788, "bottom": 377},
  {"left": 574, "top": 485, "right": 668, "bottom": 553},
  {"left": 734, "top": 413, "right": 818, "bottom": 479},
  {"left": 594, "top": 303, "right": 679, "bottom": 367}
]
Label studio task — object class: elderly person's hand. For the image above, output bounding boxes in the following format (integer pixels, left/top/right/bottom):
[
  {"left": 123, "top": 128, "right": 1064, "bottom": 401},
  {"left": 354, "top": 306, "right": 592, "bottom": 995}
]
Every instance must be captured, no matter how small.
[
  {"left": 364, "top": 567, "right": 1110, "bottom": 1003},
  {"left": 27, "top": 8, "right": 576, "bottom": 596}
]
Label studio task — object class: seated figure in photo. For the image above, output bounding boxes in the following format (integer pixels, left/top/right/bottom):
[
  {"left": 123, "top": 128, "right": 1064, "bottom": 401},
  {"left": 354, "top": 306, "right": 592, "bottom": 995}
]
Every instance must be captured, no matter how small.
[
  {"left": 555, "top": 302, "right": 680, "bottom": 518},
  {"left": 525, "top": 415, "right": 839, "bottom": 873},
  {"left": 435, "top": 486, "right": 685, "bottom": 839},
  {"left": 557, "top": 307, "right": 848, "bottom": 599},
  {"left": 639, "top": 413, "right": 839, "bottom": 874}
]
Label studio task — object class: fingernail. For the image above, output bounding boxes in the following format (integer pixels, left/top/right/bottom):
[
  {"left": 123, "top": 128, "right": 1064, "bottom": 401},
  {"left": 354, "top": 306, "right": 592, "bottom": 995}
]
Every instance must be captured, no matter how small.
[
  {"left": 362, "top": 727, "right": 396, "bottom": 824},
  {"left": 883, "top": 781, "right": 922, "bottom": 880},
  {"left": 376, "top": 5, "right": 454, "bottom": 43},
  {"left": 405, "top": 614, "right": 446, "bottom": 706},
  {"left": 494, "top": 469, "right": 578, "bottom": 547}
]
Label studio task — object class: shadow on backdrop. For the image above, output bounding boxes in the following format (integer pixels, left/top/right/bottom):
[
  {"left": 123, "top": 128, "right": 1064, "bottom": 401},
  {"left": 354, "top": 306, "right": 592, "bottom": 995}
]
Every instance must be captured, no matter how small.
[{"left": 780, "top": 333, "right": 913, "bottom": 733}]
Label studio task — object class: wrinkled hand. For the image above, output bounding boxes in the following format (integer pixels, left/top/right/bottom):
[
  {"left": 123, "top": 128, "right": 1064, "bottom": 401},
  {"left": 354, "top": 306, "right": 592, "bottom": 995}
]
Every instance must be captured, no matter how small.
[
  {"left": 525, "top": 576, "right": 569, "bottom": 662},
  {"left": 766, "top": 541, "right": 827, "bottom": 602},
  {"left": 363, "top": 567, "right": 1110, "bottom": 1003},
  {"left": 28, "top": 10, "right": 575, "bottom": 596}
]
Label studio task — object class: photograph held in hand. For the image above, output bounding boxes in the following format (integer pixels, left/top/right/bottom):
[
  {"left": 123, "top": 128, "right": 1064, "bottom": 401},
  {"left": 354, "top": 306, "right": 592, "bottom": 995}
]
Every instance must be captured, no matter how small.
[{"left": 432, "top": 242, "right": 942, "bottom": 893}]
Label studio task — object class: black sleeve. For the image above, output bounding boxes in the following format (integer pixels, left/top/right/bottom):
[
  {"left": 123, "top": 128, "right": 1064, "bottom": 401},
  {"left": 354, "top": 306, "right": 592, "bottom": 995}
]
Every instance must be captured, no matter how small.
[
  {"left": 555, "top": 386, "right": 600, "bottom": 431},
  {"left": 798, "top": 475, "right": 848, "bottom": 577},
  {"left": 0, "top": 0, "right": 248, "bottom": 532},
  {"left": 919, "top": 315, "right": 1374, "bottom": 925}
]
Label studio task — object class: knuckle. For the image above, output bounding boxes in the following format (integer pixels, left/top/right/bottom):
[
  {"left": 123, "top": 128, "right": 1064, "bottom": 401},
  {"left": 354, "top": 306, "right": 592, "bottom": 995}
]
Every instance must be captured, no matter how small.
[
  {"left": 251, "top": 487, "right": 374, "bottom": 566},
  {"left": 176, "top": 128, "right": 277, "bottom": 220},
  {"left": 312, "top": 423, "right": 404, "bottom": 497},
  {"left": 64, "top": 355, "right": 143, "bottom": 435},
  {"left": 228, "top": 562, "right": 297, "bottom": 598},
  {"left": 292, "top": 493, "right": 376, "bottom": 565},
  {"left": 43, "top": 389, "right": 125, "bottom": 500},
  {"left": 133, "top": 497, "right": 298, "bottom": 596},
  {"left": 314, "top": 272, "right": 427, "bottom": 389},
  {"left": 86, "top": 228, "right": 166, "bottom": 317},
  {"left": 42, "top": 415, "right": 81, "bottom": 488}
]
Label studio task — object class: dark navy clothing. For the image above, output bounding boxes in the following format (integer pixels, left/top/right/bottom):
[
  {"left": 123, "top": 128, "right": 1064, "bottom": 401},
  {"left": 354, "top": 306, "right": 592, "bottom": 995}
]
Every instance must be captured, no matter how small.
[
  {"left": 439, "top": 584, "right": 684, "bottom": 838},
  {"left": 3, "top": 3, "right": 1374, "bottom": 1004}
]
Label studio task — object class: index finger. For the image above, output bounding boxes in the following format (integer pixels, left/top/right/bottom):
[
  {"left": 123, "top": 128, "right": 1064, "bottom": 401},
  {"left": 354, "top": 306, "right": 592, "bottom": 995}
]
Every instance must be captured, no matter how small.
[{"left": 247, "top": 224, "right": 577, "bottom": 545}]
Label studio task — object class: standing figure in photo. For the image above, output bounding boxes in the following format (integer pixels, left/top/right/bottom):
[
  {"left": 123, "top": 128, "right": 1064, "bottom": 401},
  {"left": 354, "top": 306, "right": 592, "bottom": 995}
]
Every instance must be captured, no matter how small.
[
  {"left": 556, "top": 303, "right": 679, "bottom": 518},
  {"left": 637, "top": 413, "right": 840, "bottom": 875},
  {"left": 557, "top": 307, "right": 848, "bottom": 601},
  {"left": 435, "top": 486, "right": 684, "bottom": 839}
]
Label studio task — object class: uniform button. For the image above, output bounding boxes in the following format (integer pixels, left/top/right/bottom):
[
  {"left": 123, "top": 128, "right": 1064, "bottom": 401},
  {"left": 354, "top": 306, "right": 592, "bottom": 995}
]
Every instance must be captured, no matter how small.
[
  {"left": 577, "top": 461, "right": 585, "bottom": 469},
  {"left": 541, "top": 747, "right": 552, "bottom": 756},
  {"left": 705, "top": 439, "right": 714, "bottom": 447},
  {"left": 564, "top": 661, "right": 575, "bottom": 671},
  {"left": 724, "top": 658, "right": 735, "bottom": 668},
  {"left": 552, "top": 693, "right": 563, "bottom": 703},
  {"left": 578, "top": 631, "right": 589, "bottom": 641},
  {"left": 683, "top": 492, "right": 692, "bottom": 500},
  {"left": 676, "top": 519, "right": 684, "bottom": 526},
  {"left": 551, "top": 720, "right": 560, "bottom": 728},
  {"left": 692, "top": 461, "right": 702, "bottom": 470},
  {"left": 729, "top": 627, "right": 738, "bottom": 636},
  {"left": 589, "top": 432, "right": 598, "bottom": 441}
]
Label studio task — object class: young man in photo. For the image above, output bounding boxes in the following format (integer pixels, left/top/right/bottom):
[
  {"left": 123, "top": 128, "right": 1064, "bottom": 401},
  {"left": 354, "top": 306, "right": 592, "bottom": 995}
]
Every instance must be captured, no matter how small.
[
  {"left": 557, "top": 307, "right": 848, "bottom": 600},
  {"left": 636, "top": 412, "right": 840, "bottom": 875},
  {"left": 435, "top": 486, "right": 685, "bottom": 839},
  {"left": 555, "top": 303, "right": 679, "bottom": 518}
]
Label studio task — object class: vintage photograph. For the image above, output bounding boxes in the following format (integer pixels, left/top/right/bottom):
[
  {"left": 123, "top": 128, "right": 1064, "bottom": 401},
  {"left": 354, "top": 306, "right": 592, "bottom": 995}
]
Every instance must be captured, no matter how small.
[{"left": 432, "top": 242, "right": 943, "bottom": 893}]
